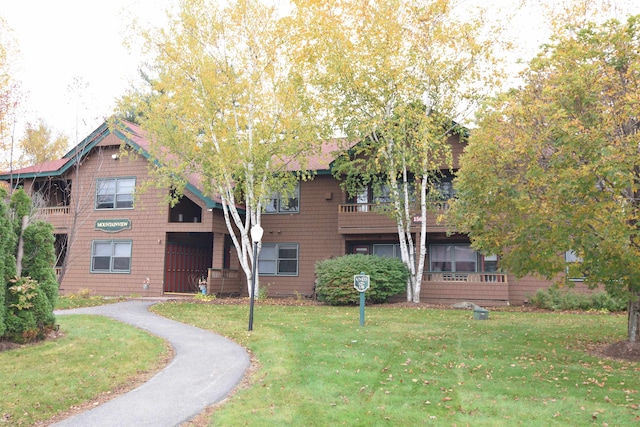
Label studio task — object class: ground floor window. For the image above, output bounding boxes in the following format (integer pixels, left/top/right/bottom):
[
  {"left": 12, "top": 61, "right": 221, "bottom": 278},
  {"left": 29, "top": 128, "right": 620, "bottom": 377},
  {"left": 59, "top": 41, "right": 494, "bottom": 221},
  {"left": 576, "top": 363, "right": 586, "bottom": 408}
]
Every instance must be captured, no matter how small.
[
  {"left": 565, "top": 250, "right": 585, "bottom": 281},
  {"left": 91, "top": 240, "right": 132, "bottom": 273},
  {"left": 372, "top": 243, "right": 402, "bottom": 259},
  {"left": 429, "top": 244, "right": 477, "bottom": 272},
  {"left": 258, "top": 243, "right": 299, "bottom": 276}
]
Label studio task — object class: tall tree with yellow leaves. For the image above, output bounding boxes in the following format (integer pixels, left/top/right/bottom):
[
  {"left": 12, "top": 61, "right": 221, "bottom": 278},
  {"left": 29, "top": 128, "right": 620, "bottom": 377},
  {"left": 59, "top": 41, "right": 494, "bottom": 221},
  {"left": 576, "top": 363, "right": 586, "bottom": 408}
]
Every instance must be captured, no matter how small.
[
  {"left": 18, "top": 118, "right": 69, "bottom": 166},
  {"left": 0, "top": 16, "right": 21, "bottom": 173},
  {"left": 451, "top": 12, "right": 640, "bottom": 343},
  {"left": 288, "top": 0, "right": 505, "bottom": 302},
  {"left": 120, "top": 0, "right": 330, "bottom": 296}
]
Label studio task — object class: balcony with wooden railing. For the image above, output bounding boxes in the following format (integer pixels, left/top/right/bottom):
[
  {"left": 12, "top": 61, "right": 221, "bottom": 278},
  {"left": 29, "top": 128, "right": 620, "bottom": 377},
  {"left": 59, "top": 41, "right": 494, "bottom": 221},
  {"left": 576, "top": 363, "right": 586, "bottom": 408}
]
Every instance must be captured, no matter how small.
[
  {"left": 38, "top": 206, "right": 70, "bottom": 216},
  {"left": 337, "top": 202, "right": 449, "bottom": 234},
  {"left": 425, "top": 272, "right": 507, "bottom": 283}
]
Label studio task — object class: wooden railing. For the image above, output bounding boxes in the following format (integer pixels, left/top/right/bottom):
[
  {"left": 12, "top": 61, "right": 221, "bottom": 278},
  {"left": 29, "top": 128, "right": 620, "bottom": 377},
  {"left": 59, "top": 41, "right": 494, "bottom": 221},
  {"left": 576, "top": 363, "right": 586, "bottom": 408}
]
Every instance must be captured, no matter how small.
[
  {"left": 425, "top": 272, "right": 507, "bottom": 283},
  {"left": 39, "top": 206, "right": 70, "bottom": 216},
  {"left": 338, "top": 201, "right": 450, "bottom": 214},
  {"left": 339, "top": 203, "right": 376, "bottom": 213},
  {"left": 208, "top": 268, "right": 240, "bottom": 279}
]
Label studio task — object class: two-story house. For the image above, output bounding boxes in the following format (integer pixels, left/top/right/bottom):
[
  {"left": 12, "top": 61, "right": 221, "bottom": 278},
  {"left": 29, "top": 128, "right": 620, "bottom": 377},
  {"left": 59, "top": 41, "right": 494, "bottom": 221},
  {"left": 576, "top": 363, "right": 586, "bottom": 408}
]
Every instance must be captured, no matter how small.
[{"left": 0, "top": 119, "right": 574, "bottom": 305}]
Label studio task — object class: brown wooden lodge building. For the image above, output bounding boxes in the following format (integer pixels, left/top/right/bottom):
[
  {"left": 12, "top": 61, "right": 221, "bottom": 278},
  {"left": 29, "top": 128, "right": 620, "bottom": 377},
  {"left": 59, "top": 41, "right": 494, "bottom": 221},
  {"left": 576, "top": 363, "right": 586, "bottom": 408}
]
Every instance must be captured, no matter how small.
[{"left": 0, "top": 119, "right": 582, "bottom": 306}]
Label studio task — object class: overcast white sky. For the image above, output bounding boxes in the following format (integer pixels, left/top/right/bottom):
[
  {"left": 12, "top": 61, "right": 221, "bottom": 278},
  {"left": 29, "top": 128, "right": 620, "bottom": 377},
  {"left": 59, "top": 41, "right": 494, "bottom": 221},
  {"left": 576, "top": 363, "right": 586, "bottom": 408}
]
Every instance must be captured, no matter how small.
[
  {"left": 1, "top": 0, "right": 638, "bottom": 149},
  {"left": 2, "top": 0, "right": 174, "bottom": 145}
]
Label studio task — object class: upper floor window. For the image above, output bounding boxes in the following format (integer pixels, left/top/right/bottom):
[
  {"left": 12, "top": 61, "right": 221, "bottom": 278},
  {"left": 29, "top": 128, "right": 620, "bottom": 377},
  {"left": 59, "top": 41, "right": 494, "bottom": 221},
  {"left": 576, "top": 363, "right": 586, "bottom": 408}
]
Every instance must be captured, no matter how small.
[
  {"left": 258, "top": 243, "right": 299, "bottom": 276},
  {"left": 432, "top": 178, "right": 456, "bottom": 201},
  {"left": 91, "top": 240, "right": 132, "bottom": 273},
  {"left": 264, "top": 183, "right": 299, "bottom": 214},
  {"left": 96, "top": 178, "right": 135, "bottom": 210}
]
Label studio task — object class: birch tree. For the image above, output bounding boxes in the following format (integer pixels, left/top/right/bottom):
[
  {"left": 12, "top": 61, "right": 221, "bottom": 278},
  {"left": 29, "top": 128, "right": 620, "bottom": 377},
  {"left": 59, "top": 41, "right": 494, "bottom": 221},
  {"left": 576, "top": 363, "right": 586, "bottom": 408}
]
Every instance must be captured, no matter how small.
[
  {"left": 450, "top": 14, "right": 640, "bottom": 343},
  {"left": 120, "top": 0, "right": 328, "bottom": 295},
  {"left": 289, "top": 0, "right": 503, "bottom": 302}
]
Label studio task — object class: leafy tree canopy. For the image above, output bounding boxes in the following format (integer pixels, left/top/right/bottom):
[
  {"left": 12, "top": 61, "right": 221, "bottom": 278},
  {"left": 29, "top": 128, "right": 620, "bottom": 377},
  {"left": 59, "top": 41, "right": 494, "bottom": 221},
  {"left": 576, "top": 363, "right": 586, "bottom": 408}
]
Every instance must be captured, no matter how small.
[
  {"left": 288, "top": 0, "right": 505, "bottom": 302},
  {"left": 18, "top": 119, "right": 69, "bottom": 166},
  {"left": 450, "top": 13, "right": 640, "bottom": 340},
  {"left": 118, "top": 0, "right": 331, "bottom": 294}
]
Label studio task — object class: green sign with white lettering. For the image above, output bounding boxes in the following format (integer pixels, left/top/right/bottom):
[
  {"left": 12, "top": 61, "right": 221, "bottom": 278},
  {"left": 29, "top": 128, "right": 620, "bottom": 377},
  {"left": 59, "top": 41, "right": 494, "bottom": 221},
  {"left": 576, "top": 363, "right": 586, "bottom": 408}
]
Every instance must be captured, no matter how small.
[
  {"left": 95, "top": 219, "right": 131, "bottom": 233},
  {"left": 354, "top": 274, "right": 370, "bottom": 292}
]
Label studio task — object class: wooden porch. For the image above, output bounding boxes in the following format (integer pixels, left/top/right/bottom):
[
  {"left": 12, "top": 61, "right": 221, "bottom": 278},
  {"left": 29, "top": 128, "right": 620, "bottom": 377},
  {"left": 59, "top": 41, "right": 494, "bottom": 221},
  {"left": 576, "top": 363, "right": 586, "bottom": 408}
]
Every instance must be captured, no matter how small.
[
  {"left": 420, "top": 272, "right": 510, "bottom": 306},
  {"left": 207, "top": 268, "right": 244, "bottom": 296}
]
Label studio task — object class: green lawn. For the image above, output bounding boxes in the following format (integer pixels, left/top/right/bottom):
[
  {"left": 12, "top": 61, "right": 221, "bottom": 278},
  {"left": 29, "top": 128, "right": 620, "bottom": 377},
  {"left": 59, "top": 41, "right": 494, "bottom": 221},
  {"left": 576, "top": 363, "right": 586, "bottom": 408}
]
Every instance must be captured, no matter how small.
[
  {"left": 152, "top": 302, "right": 639, "bottom": 426},
  {"left": 1, "top": 299, "right": 637, "bottom": 426},
  {"left": 0, "top": 315, "right": 169, "bottom": 426}
]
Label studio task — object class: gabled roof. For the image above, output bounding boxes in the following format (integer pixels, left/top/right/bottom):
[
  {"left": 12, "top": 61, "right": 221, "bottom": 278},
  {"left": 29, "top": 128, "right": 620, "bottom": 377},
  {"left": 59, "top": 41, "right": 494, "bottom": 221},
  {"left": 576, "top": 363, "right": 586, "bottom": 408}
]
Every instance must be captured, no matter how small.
[
  {"left": 4, "top": 158, "right": 71, "bottom": 176},
  {"left": 0, "top": 119, "right": 357, "bottom": 209},
  {"left": 0, "top": 119, "right": 225, "bottom": 210},
  {"left": 280, "top": 138, "right": 352, "bottom": 175}
]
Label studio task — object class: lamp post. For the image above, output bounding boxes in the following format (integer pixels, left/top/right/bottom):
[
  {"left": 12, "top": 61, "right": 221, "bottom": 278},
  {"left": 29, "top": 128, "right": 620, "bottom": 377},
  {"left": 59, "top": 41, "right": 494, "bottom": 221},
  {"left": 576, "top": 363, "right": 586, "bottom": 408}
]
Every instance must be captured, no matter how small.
[{"left": 248, "top": 224, "right": 264, "bottom": 331}]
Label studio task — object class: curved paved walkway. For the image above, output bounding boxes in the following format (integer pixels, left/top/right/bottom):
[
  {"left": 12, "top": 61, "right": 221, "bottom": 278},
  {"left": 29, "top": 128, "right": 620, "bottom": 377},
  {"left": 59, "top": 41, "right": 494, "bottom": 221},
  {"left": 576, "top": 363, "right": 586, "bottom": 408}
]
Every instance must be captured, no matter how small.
[{"left": 52, "top": 300, "right": 251, "bottom": 427}]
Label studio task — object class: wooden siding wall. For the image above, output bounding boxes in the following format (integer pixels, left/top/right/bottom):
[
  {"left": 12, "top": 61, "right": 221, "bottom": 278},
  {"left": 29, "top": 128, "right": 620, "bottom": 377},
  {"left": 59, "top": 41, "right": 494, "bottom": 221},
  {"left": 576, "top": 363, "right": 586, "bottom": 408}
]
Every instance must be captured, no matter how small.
[
  {"left": 33, "top": 128, "right": 599, "bottom": 305},
  {"left": 52, "top": 136, "right": 220, "bottom": 297},
  {"left": 259, "top": 175, "right": 344, "bottom": 297}
]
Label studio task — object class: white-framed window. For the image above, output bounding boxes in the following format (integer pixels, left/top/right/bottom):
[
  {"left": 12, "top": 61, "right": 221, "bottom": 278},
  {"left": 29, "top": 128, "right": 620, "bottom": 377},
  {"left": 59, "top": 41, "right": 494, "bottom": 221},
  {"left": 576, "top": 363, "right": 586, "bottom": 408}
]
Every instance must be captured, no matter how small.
[
  {"left": 264, "top": 183, "right": 299, "bottom": 214},
  {"left": 483, "top": 254, "right": 498, "bottom": 272},
  {"left": 258, "top": 243, "right": 299, "bottom": 276},
  {"left": 429, "top": 244, "right": 478, "bottom": 272},
  {"left": 373, "top": 244, "right": 402, "bottom": 259},
  {"left": 91, "top": 240, "right": 132, "bottom": 273},
  {"left": 96, "top": 177, "right": 135, "bottom": 209},
  {"left": 433, "top": 178, "right": 456, "bottom": 200},
  {"left": 373, "top": 182, "right": 416, "bottom": 204},
  {"left": 565, "top": 250, "right": 585, "bottom": 281}
]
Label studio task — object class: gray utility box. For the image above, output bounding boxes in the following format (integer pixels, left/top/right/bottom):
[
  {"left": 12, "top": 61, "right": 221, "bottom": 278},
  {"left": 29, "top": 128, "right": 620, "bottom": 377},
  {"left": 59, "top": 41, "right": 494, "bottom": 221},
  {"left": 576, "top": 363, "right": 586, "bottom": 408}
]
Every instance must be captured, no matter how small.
[{"left": 473, "top": 307, "right": 489, "bottom": 320}]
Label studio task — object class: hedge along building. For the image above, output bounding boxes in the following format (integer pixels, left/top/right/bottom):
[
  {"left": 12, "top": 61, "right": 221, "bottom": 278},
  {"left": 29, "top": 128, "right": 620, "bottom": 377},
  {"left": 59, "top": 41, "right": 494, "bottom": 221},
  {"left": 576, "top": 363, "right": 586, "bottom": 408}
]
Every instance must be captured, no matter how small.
[{"left": 0, "top": 119, "right": 588, "bottom": 305}]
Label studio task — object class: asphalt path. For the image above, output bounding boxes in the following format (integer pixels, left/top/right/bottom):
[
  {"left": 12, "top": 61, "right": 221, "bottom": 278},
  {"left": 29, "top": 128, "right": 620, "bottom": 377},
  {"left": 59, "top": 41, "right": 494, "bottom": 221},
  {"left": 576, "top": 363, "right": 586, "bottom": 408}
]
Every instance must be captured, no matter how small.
[{"left": 51, "top": 300, "right": 251, "bottom": 427}]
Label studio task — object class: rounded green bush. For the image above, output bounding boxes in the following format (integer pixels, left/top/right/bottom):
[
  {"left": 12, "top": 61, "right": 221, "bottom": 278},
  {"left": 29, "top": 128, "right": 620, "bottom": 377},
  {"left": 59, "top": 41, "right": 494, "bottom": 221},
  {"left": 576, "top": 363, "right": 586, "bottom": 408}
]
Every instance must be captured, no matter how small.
[{"left": 315, "top": 254, "right": 408, "bottom": 305}]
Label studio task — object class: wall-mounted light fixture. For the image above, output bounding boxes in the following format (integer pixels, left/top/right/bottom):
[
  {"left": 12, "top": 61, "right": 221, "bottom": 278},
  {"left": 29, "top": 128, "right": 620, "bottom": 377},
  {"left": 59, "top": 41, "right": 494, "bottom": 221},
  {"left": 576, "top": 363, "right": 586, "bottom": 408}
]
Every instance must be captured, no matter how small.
[{"left": 111, "top": 153, "right": 119, "bottom": 160}]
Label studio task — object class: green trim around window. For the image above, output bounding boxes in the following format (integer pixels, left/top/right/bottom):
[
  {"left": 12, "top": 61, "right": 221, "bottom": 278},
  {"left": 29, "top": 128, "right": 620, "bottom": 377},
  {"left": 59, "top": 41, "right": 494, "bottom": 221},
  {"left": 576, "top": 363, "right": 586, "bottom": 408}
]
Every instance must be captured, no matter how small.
[
  {"left": 95, "top": 177, "right": 136, "bottom": 210},
  {"left": 258, "top": 243, "right": 299, "bottom": 276},
  {"left": 91, "top": 240, "right": 132, "bottom": 273}
]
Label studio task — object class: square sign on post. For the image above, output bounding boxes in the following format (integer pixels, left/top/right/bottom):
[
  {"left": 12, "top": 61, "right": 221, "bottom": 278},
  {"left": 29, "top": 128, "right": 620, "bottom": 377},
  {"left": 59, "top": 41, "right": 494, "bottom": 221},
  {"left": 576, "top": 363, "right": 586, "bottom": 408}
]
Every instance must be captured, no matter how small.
[
  {"left": 354, "top": 272, "right": 370, "bottom": 326},
  {"left": 354, "top": 273, "right": 370, "bottom": 292}
]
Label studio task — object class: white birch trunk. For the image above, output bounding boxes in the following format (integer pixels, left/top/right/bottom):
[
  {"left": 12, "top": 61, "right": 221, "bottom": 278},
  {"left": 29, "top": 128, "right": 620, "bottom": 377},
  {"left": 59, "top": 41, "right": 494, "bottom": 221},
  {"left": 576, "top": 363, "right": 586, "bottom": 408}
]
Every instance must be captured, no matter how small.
[
  {"left": 218, "top": 184, "right": 257, "bottom": 296},
  {"left": 413, "top": 174, "right": 429, "bottom": 303}
]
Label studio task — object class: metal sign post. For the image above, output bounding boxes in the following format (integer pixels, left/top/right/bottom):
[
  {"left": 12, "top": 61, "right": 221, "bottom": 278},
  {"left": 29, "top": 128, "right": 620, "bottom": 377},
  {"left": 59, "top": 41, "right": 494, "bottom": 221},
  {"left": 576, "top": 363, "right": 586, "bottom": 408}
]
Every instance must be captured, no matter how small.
[{"left": 353, "top": 272, "right": 370, "bottom": 326}]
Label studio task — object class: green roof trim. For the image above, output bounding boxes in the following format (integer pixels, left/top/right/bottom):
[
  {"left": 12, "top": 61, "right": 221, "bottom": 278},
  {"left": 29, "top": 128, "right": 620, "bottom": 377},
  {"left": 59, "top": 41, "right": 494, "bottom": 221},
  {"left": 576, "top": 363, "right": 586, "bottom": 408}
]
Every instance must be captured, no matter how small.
[{"left": 0, "top": 120, "right": 226, "bottom": 211}]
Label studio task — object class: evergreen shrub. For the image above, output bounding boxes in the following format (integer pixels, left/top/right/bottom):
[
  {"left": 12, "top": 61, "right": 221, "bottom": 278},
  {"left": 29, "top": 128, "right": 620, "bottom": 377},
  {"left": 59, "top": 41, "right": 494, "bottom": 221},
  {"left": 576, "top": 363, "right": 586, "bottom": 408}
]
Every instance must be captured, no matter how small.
[
  {"left": 22, "top": 221, "right": 58, "bottom": 308},
  {"left": 0, "top": 190, "right": 58, "bottom": 344},
  {"left": 315, "top": 254, "right": 408, "bottom": 305}
]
